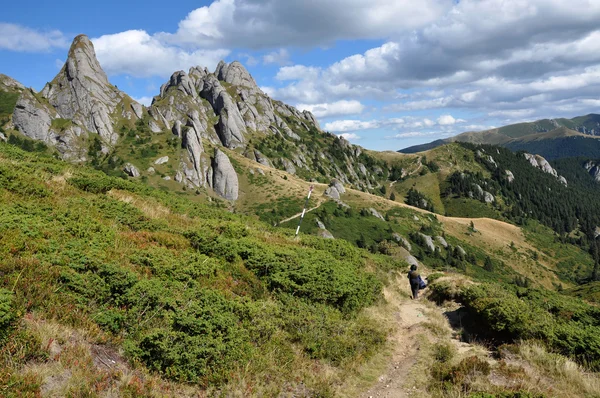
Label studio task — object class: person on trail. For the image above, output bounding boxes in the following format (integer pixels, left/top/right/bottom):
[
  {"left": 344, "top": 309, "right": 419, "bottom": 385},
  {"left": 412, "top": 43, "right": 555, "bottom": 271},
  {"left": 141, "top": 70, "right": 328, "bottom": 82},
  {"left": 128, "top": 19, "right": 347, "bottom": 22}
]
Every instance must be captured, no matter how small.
[{"left": 407, "top": 264, "right": 422, "bottom": 299}]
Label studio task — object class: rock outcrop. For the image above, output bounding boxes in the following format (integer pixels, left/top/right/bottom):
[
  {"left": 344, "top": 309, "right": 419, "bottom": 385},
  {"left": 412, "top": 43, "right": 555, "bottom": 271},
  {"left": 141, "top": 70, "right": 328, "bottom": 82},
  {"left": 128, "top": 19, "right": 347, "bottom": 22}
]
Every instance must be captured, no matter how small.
[
  {"left": 212, "top": 149, "right": 239, "bottom": 201},
  {"left": 324, "top": 179, "right": 346, "bottom": 199},
  {"left": 12, "top": 35, "right": 142, "bottom": 160},
  {"left": 123, "top": 163, "right": 140, "bottom": 177},
  {"left": 584, "top": 160, "right": 600, "bottom": 182},
  {"left": 524, "top": 153, "right": 567, "bottom": 186}
]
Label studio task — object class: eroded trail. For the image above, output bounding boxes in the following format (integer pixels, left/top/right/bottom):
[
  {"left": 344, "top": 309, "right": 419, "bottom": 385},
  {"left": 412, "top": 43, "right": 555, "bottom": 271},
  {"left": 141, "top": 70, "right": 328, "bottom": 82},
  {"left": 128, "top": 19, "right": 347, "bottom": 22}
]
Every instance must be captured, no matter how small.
[
  {"left": 361, "top": 287, "right": 428, "bottom": 398},
  {"left": 353, "top": 277, "right": 490, "bottom": 398}
]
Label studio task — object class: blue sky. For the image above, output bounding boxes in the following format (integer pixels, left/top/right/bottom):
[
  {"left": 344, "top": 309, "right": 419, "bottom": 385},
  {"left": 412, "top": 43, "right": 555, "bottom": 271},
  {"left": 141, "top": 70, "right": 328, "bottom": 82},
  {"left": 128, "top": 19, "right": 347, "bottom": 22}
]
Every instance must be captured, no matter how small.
[{"left": 2, "top": 0, "right": 600, "bottom": 151}]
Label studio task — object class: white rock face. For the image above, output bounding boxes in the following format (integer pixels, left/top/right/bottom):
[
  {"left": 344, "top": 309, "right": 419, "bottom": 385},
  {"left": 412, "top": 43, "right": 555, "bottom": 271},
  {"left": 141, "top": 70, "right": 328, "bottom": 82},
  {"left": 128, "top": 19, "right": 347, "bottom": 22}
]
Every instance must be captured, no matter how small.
[
  {"left": 483, "top": 191, "right": 495, "bottom": 203},
  {"left": 392, "top": 233, "right": 412, "bottom": 252},
  {"left": 324, "top": 179, "right": 346, "bottom": 199},
  {"left": 419, "top": 233, "right": 436, "bottom": 252},
  {"left": 523, "top": 153, "right": 567, "bottom": 186},
  {"left": 124, "top": 163, "right": 140, "bottom": 177},
  {"left": 369, "top": 208, "right": 386, "bottom": 221},
  {"left": 585, "top": 161, "right": 600, "bottom": 182},
  {"left": 212, "top": 149, "right": 239, "bottom": 201},
  {"left": 13, "top": 35, "right": 142, "bottom": 159},
  {"left": 435, "top": 236, "right": 448, "bottom": 248},
  {"left": 154, "top": 156, "right": 169, "bottom": 165},
  {"left": 505, "top": 170, "right": 515, "bottom": 183}
]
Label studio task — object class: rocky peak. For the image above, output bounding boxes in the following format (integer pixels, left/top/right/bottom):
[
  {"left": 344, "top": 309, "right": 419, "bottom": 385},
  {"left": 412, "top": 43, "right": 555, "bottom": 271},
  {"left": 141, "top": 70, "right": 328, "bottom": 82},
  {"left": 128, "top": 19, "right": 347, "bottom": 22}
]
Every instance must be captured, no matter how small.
[
  {"left": 215, "top": 60, "right": 257, "bottom": 89},
  {"left": 0, "top": 74, "right": 25, "bottom": 91}
]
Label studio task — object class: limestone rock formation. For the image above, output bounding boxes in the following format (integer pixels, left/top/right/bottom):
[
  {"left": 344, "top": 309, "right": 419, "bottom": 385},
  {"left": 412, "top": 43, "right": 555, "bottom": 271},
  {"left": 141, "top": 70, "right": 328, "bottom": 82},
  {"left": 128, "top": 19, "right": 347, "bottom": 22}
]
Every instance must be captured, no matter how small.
[
  {"left": 123, "top": 163, "right": 140, "bottom": 177},
  {"left": 212, "top": 149, "right": 239, "bottom": 201},
  {"left": 419, "top": 233, "right": 436, "bottom": 252},
  {"left": 392, "top": 233, "right": 412, "bottom": 252},
  {"left": 584, "top": 161, "right": 600, "bottom": 182},
  {"left": 324, "top": 179, "right": 346, "bottom": 199},
  {"left": 524, "top": 153, "right": 567, "bottom": 186},
  {"left": 12, "top": 35, "right": 142, "bottom": 159},
  {"left": 435, "top": 236, "right": 448, "bottom": 248},
  {"left": 154, "top": 156, "right": 169, "bottom": 165},
  {"left": 505, "top": 170, "right": 515, "bottom": 183},
  {"left": 369, "top": 208, "right": 385, "bottom": 221}
]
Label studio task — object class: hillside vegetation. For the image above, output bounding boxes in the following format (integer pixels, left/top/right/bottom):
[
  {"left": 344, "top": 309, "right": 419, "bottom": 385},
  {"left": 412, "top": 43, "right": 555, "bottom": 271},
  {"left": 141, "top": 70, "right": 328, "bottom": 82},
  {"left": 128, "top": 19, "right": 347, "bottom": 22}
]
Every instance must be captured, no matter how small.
[{"left": 0, "top": 142, "right": 401, "bottom": 396}]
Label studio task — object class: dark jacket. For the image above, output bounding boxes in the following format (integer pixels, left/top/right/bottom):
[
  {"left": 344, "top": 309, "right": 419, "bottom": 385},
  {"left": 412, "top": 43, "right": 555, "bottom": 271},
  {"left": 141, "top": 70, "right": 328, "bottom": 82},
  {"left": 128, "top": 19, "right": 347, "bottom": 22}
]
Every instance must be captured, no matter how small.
[{"left": 408, "top": 270, "right": 420, "bottom": 285}]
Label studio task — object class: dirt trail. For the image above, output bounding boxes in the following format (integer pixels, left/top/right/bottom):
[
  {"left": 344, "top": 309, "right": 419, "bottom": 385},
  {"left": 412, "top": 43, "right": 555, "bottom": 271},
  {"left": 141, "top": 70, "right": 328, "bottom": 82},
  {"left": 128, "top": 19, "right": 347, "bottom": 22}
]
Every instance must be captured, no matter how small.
[
  {"left": 277, "top": 205, "right": 322, "bottom": 224},
  {"left": 362, "top": 285, "right": 428, "bottom": 398},
  {"left": 359, "top": 278, "right": 488, "bottom": 398}
]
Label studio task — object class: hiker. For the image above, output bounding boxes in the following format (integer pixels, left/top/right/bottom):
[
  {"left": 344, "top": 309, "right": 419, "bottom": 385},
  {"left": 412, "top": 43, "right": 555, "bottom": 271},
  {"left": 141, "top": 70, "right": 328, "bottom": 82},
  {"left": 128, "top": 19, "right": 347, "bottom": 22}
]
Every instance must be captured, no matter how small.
[{"left": 407, "top": 264, "right": 425, "bottom": 299}]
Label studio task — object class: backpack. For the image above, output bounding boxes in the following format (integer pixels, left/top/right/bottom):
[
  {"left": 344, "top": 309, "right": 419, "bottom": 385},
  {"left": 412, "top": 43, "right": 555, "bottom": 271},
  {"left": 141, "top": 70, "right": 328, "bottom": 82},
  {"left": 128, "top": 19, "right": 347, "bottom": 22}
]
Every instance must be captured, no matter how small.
[{"left": 418, "top": 275, "right": 427, "bottom": 289}]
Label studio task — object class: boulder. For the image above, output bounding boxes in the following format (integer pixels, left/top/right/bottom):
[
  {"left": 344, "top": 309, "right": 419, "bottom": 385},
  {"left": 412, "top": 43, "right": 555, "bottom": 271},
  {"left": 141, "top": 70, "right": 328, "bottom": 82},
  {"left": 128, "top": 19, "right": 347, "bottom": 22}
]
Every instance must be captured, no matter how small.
[
  {"left": 369, "top": 208, "right": 385, "bottom": 221},
  {"left": 435, "top": 236, "right": 448, "bottom": 248},
  {"left": 123, "top": 163, "right": 140, "bottom": 177},
  {"left": 419, "top": 233, "right": 436, "bottom": 252},
  {"left": 483, "top": 191, "right": 495, "bottom": 203},
  {"left": 392, "top": 233, "right": 412, "bottom": 252},
  {"left": 212, "top": 149, "right": 239, "bottom": 200},
  {"left": 154, "top": 156, "right": 169, "bottom": 165},
  {"left": 505, "top": 170, "right": 515, "bottom": 183}
]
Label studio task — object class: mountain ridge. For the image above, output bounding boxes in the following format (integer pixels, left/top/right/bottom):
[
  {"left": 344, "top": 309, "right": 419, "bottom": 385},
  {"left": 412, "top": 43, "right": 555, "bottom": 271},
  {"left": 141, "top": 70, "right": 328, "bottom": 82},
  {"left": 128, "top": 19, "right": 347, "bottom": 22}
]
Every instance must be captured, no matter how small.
[
  {"left": 400, "top": 114, "right": 600, "bottom": 159},
  {"left": 1, "top": 34, "right": 385, "bottom": 201}
]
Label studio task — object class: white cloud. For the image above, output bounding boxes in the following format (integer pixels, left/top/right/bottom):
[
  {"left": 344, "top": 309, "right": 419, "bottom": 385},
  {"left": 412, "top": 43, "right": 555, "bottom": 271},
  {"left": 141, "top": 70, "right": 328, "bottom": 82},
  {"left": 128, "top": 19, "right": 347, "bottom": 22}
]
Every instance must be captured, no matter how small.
[
  {"left": 338, "top": 133, "right": 361, "bottom": 141},
  {"left": 133, "top": 96, "right": 153, "bottom": 106},
  {"left": 0, "top": 23, "right": 68, "bottom": 52},
  {"left": 324, "top": 119, "right": 379, "bottom": 132},
  {"left": 297, "top": 100, "right": 364, "bottom": 118},
  {"left": 92, "top": 30, "right": 230, "bottom": 78},
  {"left": 437, "top": 115, "right": 462, "bottom": 125},
  {"left": 276, "top": 65, "right": 320, "bottom": 81},
  {"left": 389, "top": 131, "right": 438, "bottom": 139},
  {"left": 263, "top": 48, "right": 290, "bottom": 66},
  {"left": 162, "top": 0, "right": 451, "bottom": 49}
]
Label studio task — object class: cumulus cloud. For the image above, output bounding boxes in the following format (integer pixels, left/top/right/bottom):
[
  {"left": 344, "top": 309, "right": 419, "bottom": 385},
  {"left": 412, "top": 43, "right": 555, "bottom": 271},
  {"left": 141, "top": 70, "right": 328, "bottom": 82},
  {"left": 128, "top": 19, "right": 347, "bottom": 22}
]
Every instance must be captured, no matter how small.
[
  {"left": 161, "top": 0, "right": 451, "bottom": 49},
  {"left": 324, "top": 120, "right": 379, "bottom": 132},
  {"left": 338, "top": 133, "right": 361, "bottom": 141},
  {"left": 437, "top": 115, "right": 465, "bottom": 125},
  {"left": 0, "top": 23, "right": 68, "bottom": 52},
  {"left": 297, "top": 100, "right": 364, "bottom": 118},
  {"left": 263, "top": 48, "right": 290, "bottom": 66},
  {"left": 92, "top": 30, "right": 230, "bottom": 78}
]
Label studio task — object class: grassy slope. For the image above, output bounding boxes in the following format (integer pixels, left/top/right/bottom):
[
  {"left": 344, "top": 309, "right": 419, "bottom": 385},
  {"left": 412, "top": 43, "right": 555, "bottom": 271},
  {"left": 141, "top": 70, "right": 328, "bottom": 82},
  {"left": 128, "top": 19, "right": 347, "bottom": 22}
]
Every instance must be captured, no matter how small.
[{"left": 0, "top": 142, "right": 403, "bottom": 396}]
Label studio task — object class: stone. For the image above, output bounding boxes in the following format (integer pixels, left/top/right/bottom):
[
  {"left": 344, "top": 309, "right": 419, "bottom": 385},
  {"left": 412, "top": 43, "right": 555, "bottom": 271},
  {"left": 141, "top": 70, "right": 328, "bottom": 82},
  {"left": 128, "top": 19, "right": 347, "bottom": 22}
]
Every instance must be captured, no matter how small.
[
  {"left": 281, "top": 158, "right": 296, "bottom": 174},
  {"left": 147, "top": 167, "right": 155, "bottom": 174},
  {"left": 585, "top": 161, "right": 600, "bottom": 182},
  {"left": 419, "top": 233, "right": 436, "bottom": 252},
  {"left": 163, "top": 176, "right": 171, "bottom": 181},
  {"left": 369, "top": 208, "right": 385, "bottom": 221},
  {"left": 131, "top": 102, "right": 143, "bottom": 119},
  {"left": 215, "top": 60, "right": 258, "bottom": 88},
  {"left": 175, "top": 170, "right": 183, "bottom": 183},
  {"left": 456, "top": 245, "right": 467, "bottom": 257},
  {"left": 435, "top": 236, "right": 448, "bottom": 248},
  {"left": 0, "top": 132, "right": 5, "bottom": 142},
  {"left": 318, "top": 229, "right": 335, "bottom": 239},
  {"left": 123, "top": 163, "right": 140, "bottom": 177},
  {"left": 200, "top": 74, "right": 246, "bottom": 148},
  {"left": 483, "top": 191, "right": 495, "bottom": 203},
  {"left": 392, "top": 233, "right": 412, "bottom": 252},
  {"left": 212, "top": 148, "right": 239, "bottom": 200},
  {"left": 154, "top": 156, "right": 169, "bottom": 165},
  {"left": 505, "top": 170, "right": 515, "bottom": 183}
]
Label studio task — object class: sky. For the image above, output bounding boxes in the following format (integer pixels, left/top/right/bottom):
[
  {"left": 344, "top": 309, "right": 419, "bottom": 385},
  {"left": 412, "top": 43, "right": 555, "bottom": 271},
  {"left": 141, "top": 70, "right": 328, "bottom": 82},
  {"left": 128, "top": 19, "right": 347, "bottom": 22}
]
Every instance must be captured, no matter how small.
[{"left": 2, "top": 0, "right": 600, "bottom": 151}]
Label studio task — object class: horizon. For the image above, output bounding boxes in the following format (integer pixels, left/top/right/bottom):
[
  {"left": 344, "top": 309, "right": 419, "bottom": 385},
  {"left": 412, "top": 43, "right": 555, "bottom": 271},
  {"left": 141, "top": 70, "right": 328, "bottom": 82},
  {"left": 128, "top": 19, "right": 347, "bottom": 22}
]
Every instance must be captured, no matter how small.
[{"left": 2, "top": 0, "right": 600, "bottom": 151}]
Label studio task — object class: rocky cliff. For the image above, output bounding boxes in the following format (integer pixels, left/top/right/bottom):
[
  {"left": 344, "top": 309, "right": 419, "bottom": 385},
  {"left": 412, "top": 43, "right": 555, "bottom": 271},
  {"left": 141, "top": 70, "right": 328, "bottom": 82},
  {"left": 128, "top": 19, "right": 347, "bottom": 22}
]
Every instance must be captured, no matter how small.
[
  {"left": 6, "top": 34, "right": 385, "bottom": 201},
  {"left": 12, "top": 35, "right": 142, "bottom": 161},
  {"left": 524, "top": 153, "right": 567, "bottom": 186}
]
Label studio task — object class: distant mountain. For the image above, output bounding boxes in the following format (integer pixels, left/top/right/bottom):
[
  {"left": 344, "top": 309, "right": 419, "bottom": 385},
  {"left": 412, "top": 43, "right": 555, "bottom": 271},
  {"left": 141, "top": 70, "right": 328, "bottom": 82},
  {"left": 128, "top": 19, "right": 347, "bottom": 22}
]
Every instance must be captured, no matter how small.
[{"left": 399, "top": 114, "right": 600, "bottom": 159}]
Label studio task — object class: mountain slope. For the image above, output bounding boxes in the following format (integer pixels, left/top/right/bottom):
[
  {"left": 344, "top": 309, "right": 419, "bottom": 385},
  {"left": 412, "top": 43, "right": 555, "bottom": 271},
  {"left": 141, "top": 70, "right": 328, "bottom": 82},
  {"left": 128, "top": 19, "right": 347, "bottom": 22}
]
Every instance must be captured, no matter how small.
[{"left": 400, "top": 114, "right": 600, "bottom": 159}]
